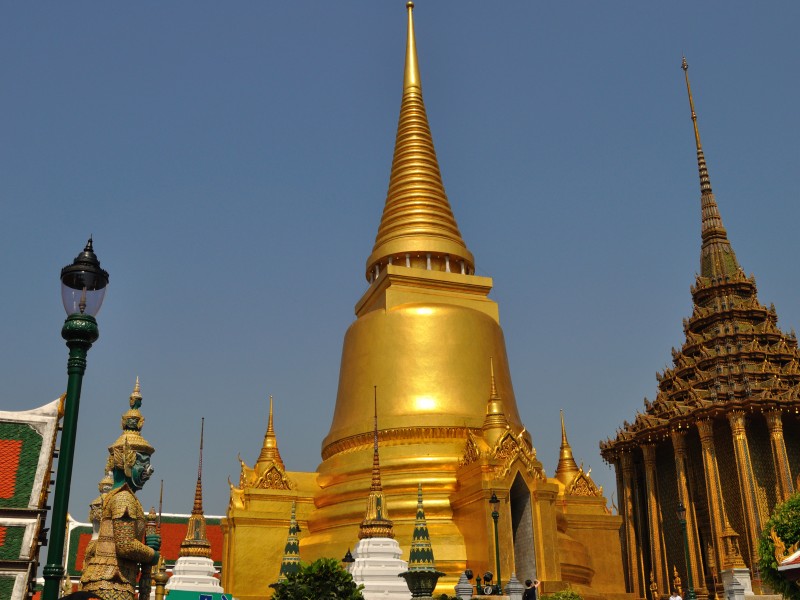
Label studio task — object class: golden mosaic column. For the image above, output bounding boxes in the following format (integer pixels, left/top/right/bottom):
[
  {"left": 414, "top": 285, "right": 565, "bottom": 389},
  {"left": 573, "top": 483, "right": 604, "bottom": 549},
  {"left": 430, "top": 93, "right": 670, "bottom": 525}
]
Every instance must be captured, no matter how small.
[
  {"left": 727, "top": 410, "right": 761, "bottom": 564},
  {"left": 642, "top": 444, "right": 669, "bottom": 596},
  {"left": 621, "top": 451, "right": 645, "bottom": 596},
  {"left": 696, "top": 418, "right": 728, "bottom": 572},
  {"left": 766, "top": 410, "right": 795, "bottom": 502},
  {"left": 671, "top": 429, "right": 705, "bottom": 591}
]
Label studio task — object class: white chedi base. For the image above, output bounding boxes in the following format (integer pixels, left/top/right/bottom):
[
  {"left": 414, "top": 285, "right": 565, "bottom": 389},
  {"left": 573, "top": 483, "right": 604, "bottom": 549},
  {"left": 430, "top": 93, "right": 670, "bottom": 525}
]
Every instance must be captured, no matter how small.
[
  {"left": 166, "top": 555, "right": 224, "bottom": 593},
  {"left": 349, "top": 537, "right": 411, "bottom": 600}
]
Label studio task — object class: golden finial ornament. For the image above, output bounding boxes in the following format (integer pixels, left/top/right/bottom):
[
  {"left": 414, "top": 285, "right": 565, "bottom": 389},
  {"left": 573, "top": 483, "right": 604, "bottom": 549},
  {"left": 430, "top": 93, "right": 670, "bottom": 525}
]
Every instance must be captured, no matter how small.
[
  {"left": 366, "top": 1, "right": 474, "bottom": 280},
  {"left": 257, "top": 394, "right": 285, "bottom": 469},
  {"left": 482, "top": 358, "right": 508, "bottom": 446},
  {"left": 404, "top": 2, "right": 420, "bottom": 92},
  {"left": 555, "top": 409, "right": 580, "bottom": 485}
]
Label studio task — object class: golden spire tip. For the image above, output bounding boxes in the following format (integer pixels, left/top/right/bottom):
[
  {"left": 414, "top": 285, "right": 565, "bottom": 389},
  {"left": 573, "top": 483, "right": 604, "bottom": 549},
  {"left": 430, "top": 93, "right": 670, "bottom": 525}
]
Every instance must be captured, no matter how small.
[
  {"left": 404, "top": 0, "right": 421, "bottom": 91},
  {"left": 489, "top": 357, "right": 498, "bottom": 398}
]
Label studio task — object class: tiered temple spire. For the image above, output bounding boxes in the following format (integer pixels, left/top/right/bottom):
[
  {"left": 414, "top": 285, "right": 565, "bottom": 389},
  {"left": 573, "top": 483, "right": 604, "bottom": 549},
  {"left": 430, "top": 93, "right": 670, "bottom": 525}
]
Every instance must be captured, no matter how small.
[
  {"left": 600, "top": 58, "right": 800, "bottom": 596},
  {"left": 681, "top": 56, "right": 740, "bottom": 280},
  {"left": 278, "top": 501, "right": 301, "bottom": 583},
  {"left": 359, "top": 387, "right": 394, "bottom": 539},
  {"left": 365, "top": 1, "right": 474, "bottom": 281},
  {"left": 555, "top": 410, "right": 580, "bottom": 485},
  {"left": 257, "top": 395, "right": 285, "bottom": 470},
  {"left": 407, "top": 484, "right": 437, "bottom": 571},
  {"left": 482, "top": 358, "right": 509, "bottom": 447},
  {"left": 180, "top": 418, "right": 211, "bottom": 558}
]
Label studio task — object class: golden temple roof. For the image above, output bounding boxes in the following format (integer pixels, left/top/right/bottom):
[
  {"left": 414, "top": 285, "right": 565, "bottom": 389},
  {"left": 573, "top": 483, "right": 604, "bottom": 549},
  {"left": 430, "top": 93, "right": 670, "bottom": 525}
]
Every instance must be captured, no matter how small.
[
  {"left": 365, "top": 2, "right": 474, "bottom": 281},
  {"left": 234, "top": 395, "right": 294, "bottom": 493}
]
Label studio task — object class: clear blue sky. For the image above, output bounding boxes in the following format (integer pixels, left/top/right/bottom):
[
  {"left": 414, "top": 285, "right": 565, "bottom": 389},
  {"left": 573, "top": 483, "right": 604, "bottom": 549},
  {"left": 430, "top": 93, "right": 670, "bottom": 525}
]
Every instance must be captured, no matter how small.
[{"left": 2, "top": 2, "right": 799, "bottom": 521}]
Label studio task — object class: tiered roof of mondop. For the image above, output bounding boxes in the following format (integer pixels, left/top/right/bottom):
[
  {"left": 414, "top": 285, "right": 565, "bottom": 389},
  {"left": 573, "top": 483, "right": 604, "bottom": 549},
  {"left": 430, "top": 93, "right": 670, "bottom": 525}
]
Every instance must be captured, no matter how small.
[
  {"left": 224, "top": 5, "right": 627, "bottom": 600},
  {"left": 600, "top": 59, "right": 800, "bottom": 599}
]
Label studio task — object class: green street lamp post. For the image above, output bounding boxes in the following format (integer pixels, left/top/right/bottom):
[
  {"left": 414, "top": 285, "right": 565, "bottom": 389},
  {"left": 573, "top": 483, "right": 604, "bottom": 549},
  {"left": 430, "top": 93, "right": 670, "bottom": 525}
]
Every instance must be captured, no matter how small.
[
  {"left": 676, "top": 502, "right": 697, "bottom": 600},
  {"left": 42, "top": 239, "right": 109, "bottom": 600},
  {"left": 490, "top": 491, "right": 502, "bottom": 595}
]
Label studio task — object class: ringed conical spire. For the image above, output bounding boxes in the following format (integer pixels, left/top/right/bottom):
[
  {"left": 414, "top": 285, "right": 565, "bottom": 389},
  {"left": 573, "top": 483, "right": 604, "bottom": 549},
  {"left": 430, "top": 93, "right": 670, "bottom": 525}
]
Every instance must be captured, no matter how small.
[
  {"left": 365, "top": 2, "right": 474, "bottom": 281},
  {"left": 555, "top": 410, "right": 580, "bottom": 485},
  {"left": 681, "top": 57, "right": 740, "bottom": 280},
  {"left": 180, "top": 417, "right": 212, "bottom": 558}
]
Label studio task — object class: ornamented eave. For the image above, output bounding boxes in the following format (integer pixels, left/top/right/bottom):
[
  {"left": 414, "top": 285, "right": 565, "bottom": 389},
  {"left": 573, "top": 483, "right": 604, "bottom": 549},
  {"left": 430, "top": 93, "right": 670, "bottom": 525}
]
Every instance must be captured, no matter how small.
[
  {"left": 459, "top": 428, "right": 546, "bottom": 481},
  {"left": 565, "top": 467, "right": 603, "bottom": 498},
  {"left": 237, "top": 453, "right": 295, "bottom": 491},
  {"left": 322, "top": 425, "right": 477, "bottom": 460},
  {"left": 600, "top": 398, "right": 800, "bottom": 462}
]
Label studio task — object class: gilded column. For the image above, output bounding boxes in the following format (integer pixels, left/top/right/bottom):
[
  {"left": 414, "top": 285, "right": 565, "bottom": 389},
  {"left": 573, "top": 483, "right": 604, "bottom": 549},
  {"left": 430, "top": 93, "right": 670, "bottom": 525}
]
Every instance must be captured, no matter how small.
[
  {"left": 671, "top": 429, "right": 704, "bottom": 591},
  {"left": 766, "top": 410, "right": 794, "bottom": 502},
  {"left": 621, "top": 451, "right": 644, "bottom": 596},
  {"left": 696, "top": 419, "right": 727, "bottom": 572},
  {"left": 642, "top": 444, "right": 669, "bottom": 597},
  {"left": 727, "top": 410, "right": 761, "bottom": 564}
]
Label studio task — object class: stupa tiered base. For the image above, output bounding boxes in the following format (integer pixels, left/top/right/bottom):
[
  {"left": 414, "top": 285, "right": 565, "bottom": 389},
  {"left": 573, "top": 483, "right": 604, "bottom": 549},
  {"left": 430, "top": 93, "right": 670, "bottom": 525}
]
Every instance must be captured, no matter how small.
[{"left": 349, "top": 537, "right": 411, "bottom": 600}]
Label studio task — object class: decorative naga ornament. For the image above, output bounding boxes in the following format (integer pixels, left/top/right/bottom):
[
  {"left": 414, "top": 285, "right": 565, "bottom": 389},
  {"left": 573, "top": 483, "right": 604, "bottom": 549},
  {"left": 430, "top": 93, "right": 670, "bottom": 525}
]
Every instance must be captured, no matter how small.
[
  {"left": 80, "top": 378, "right": 160, "bottom": 600},
  {"left": 600, "top": 58, "right": 800, "bottom": 598}
]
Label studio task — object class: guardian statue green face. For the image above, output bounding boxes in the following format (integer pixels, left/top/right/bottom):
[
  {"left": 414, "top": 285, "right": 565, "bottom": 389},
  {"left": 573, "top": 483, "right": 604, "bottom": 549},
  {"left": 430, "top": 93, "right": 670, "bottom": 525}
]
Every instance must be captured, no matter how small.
[
  {"left": 80, "top": 379, "right": 160, "bottom": 600},
  {"left": 130, "top": 451, "right": 154, "bottom": 490}
]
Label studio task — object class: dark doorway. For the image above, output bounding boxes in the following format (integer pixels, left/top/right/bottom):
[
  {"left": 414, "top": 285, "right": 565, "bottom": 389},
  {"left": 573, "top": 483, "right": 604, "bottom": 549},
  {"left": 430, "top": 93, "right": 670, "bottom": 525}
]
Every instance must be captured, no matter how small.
[{"left": 510, "top": 472, "right": 536, "bottom": 584}]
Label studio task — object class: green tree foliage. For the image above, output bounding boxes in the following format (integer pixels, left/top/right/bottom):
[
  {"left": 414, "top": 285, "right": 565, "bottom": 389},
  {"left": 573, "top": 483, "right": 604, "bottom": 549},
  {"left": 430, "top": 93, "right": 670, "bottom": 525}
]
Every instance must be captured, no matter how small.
[
  {"left": 270, "top": 557, "right": 365, "bottom": 600},
  {"left": 541, "top": 588, "right": 583, "bottom": 600},
  {"left": 757, "top": 493, "right": 800, "bottom": 600}
]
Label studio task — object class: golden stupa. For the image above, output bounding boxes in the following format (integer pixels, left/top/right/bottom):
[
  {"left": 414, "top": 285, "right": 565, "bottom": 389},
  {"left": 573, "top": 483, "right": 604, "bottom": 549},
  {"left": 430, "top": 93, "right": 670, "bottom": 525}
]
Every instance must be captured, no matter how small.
[{"left": 222, "top": 5, "right": 628, "bottom": 599}]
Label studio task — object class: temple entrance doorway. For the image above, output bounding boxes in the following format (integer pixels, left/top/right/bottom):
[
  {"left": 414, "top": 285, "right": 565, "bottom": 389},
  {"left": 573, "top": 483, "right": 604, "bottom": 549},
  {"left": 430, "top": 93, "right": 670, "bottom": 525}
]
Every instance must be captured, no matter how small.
[{"left": 510, "top": 472, "right": 537, "bottom": 585}]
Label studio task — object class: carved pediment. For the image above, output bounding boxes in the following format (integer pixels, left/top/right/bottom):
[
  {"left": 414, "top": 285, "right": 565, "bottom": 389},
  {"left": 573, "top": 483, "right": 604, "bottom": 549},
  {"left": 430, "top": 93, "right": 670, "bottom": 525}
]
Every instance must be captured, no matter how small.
[
  {"left": 254, "top": 465, "right": 294, "bottom": 490},
  {"left": 491, "top": 430, "right": 544, "bottom": 481},
  {"left": 238, "top": 452, "right": 295, "bottom": 490},
  {"left": 566, "top": 468, "right": 602, "bottom": 497},
  {"left": 459, "top": 430, "right": 485, "bottom": 468}
]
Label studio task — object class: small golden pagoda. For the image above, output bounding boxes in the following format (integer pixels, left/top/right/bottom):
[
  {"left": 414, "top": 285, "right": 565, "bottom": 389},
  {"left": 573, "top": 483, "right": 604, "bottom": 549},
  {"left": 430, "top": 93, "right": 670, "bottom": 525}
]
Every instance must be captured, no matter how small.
[
  {"left": 223, "top": 5, "right": 628, "bottom": 599},
  {"left": 600, "top": 58, "right": 800, "bottom": 599}
]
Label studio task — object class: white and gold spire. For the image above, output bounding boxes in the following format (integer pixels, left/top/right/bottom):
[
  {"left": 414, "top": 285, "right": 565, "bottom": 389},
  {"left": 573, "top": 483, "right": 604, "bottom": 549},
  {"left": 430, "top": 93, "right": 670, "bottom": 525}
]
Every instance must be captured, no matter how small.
[{"left": 359, "top": 387, "right": 394, "bottom": 539}]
